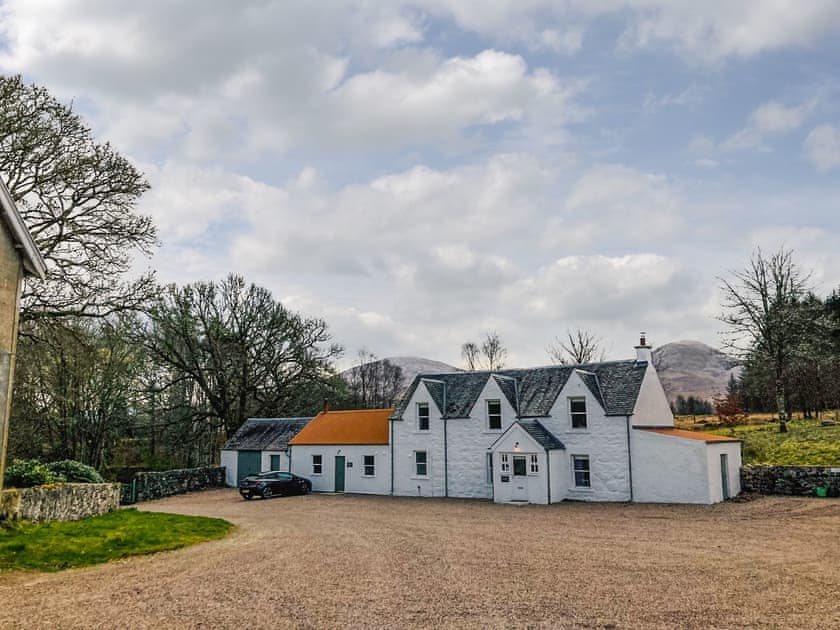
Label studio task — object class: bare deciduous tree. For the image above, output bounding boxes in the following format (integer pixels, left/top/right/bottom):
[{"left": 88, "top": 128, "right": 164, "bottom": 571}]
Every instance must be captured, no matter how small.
[
  {"left": 345, "top": 349, "right": 405, "bottom": 408},
  {"left": 462, "top": 332, "right": 508, "bottom": 370},
  {"left": 547, "top": 328, "right": 605, "bottom": 364},
  {"left": 0, "top": 75, "right": 158, "bottom": 322},
  {"left": 461, "top": 341, "right": 480, "bottom": 370},
  {"left": 718, "top": 247, "right": 810, "bottom": 431}
]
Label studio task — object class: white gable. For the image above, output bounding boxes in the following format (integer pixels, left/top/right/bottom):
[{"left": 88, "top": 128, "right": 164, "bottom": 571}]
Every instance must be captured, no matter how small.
[{"left": 631, "top": 363, "right": 674, "bottom": 426}]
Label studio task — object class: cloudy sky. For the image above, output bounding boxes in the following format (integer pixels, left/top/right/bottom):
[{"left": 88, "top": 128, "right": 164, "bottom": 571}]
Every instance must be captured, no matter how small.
[{"left": 2, "top": 1, "right": 840, "bottom": 369}]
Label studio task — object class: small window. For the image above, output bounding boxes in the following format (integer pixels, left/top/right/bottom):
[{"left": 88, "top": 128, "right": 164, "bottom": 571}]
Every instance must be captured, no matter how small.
[
  {"left": 570, "top": 397, "right": 587, "bottom": 429},
  {"left": 572, "top": 455, "right": 591, "bottom": 488},
  {"left": 312, "top": 454, "right": 323, "bottom": 475},
  {"left": 269, "top": 454, "right": 281, "bottom": 471},
  {"left": 363, "top": 455, "right": 375, "bottom": 477},
  {"left": 417, "top": 402, "right": 430, "bottom": 431},
  {"left": 529, "top": 453, "right": 539, "bottom": 474},
  {"left": 500, "top": 453, "right": 510, "bottom": 473},
  {"left": 415, "top": 451, "right": 428, "bottom": 477},
  {"left": 486, "top": 399, "right": 502, "bottom": 430}
]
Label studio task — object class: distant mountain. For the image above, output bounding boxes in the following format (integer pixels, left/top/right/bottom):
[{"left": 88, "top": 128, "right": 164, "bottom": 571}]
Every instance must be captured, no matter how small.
[
  {"left": 340, "top": 356, "right": 460, "bottom": 390},
  {"left": 652, "top": 340, "right": 742, "bottom": 403}
]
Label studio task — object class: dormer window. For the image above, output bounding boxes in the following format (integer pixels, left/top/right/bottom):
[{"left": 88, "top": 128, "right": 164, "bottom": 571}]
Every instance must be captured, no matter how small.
[
  {"left": 487, "top": 399, "right": 502, "bottom": 430},
  {"left": 417, "top": 402, "right": 430, "bottom": 431},
  {"left": 569, "top": 397, "right": 587, "bottom": 429}
]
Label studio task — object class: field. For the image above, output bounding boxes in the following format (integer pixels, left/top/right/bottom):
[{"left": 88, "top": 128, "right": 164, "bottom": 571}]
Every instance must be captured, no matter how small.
[
  {"left": 676, "top": 414, "right": 840, "bottom": 465},
  {"left": 1, "top": 490, "right": 839, "bottom": 628}
]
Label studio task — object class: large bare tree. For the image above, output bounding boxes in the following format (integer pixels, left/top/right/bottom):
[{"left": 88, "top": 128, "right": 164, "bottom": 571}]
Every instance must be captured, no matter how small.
[
  {"left": 547, "top": 328, "right": 605, "bottom": 364},
  {"left": 0, "top": 75, "right": 157, "bottom": 322},
  {"left": 718, "top": 247, "right": 810, "bottom": 431},
  {"left": 461, "top": 331, "right": 508, "bottom": 370}
]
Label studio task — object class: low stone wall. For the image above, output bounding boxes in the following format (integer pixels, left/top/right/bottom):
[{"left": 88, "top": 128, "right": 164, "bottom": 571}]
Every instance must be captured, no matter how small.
[
  {"left": 741, "top": 465, "right": 840, "bottom": 497},
  {"left": 0, "top": 483, "right": 121, "bottom": 522},
  {"left": 122, "top": 466, "right": 225, "bottom": 504}
]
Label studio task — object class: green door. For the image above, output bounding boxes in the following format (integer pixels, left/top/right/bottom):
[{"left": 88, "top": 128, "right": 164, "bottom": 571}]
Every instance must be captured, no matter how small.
[
  {"left": 237, "top": 450, "right": 261, "bottom": 481},
  {"left": 334, "top": 456, "right": 346, "bottom": 492}
]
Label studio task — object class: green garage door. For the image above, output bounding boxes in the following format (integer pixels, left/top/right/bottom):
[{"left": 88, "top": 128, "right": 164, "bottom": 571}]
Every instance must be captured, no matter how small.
[{"left": 237, "top": 450, "right": 262, "bottom": 481}]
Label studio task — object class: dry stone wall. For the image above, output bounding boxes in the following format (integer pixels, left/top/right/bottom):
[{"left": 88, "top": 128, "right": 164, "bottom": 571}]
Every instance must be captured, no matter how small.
[
  {"left": 122, "top": 466, "right": 225, "bottom": 504},
  {"left": 0, "top": 483, "right": 120, "bottom": 522},
  {"left": 741, "top": 465, "right": 840, "bottom": 497}
]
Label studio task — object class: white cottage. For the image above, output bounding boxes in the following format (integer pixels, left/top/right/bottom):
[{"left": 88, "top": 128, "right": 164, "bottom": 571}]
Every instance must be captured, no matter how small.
[
  {"left": 389, "top": 336, "right": 741, "bottom": 505},
  {"left": 220, "top": 417, "right": 312, "bottom": 486},
  {"left": 288, "top": 408, "right": 392, "bottom": 495}
]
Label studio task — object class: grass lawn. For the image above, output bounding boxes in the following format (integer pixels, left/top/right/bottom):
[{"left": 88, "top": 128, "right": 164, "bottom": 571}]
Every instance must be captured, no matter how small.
[
  {"left": 0, "top": 508, "right": 232, "bottom": 572},
  {"left": 709, "top": 419, "right": 840, "bottom": 465}
]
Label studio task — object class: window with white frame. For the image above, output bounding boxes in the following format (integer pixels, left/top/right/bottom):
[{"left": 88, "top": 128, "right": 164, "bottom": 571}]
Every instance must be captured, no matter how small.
[
  {"left": 500, "top": 453, "right": 510, "bottom": 473},
  {"left": 569, "top": 397, "right": 587, "bottom": 429},
  {"left": 415, "top": 451, "right": 428, "bottom": 477},
  {"left": 417, "top": 402, "right": 430, "bottom": 431},
  {"left": 572, "top": 455, "right": 591, "bottom": 488},
  {"left": 312, "top": 454, "right": 323, "bottom": 475},
  {"left": 529, "top": 453, "right": 539, "bottom": 474},
  {"left": 486, "top": 399, "right": 502, "bottom": 430},
  {"left": 363, "top": 455, "right": 375, "bottom": 477}
]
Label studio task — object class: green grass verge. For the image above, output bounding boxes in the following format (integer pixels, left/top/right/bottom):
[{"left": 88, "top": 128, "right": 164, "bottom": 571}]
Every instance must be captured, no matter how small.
[
  {"left": 710, "top": 420, "right": 840, "bottom": 465},
  {"left": 0, "top": 508, "right": 232, "bottom": 572}
]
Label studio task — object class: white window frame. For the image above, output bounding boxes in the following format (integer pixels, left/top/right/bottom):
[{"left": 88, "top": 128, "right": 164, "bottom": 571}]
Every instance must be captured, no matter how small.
[
  {"left": 529, "top": 453, "right": 539, "bottom": 475},
  {"left": 417, "top": 402, "right": 430, "bottom": 432},
  {"left": 486, "top": 399, "right": 502, "bottom": 431},
  {"left": 500, "top": 453, "right": 510, "bottom": 473},
  {"left": 312, "top": 454, "right": 323, "bottom": 476},
  {"left": 572, "top": 454, "right": 591, "bottom": 489},
  {"left": 414, "top": 451, "right": 428, "bottom": 477},
  {"left": 569, "top": 397, "right": 588, "bottom": 430},
  {"left": 363, "top": 455, "right": 375, "bottom": 477}
]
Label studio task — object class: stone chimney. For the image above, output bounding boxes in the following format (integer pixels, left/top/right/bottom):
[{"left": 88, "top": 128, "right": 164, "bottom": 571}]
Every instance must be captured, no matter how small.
[{"left": 634, "top": 332, "right": 652, "bottom": 363}]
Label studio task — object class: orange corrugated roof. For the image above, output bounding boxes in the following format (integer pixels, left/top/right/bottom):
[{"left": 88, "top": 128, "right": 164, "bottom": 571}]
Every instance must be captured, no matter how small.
[
  {"left": 288, "top": 408, "right": 392, "bottom": 445},
  {"left": 641, "top": 427, "right": 740, "bottom": 443}
]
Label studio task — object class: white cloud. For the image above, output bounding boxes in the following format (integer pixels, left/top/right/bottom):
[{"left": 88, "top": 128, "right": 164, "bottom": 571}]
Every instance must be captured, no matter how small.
[
  {"left": 722, "top": 101, "right": 814, "bottom": 152},
  {"left": 804, "top": 124, "right": 840, "bottom": 172}
]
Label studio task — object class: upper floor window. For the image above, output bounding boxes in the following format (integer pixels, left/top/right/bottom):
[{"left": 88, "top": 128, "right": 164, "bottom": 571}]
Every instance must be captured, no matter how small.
[
  {"left": 363, "top": 455, "right": 375, "bottom": 477},
  {"left": 569, "top": 397, "right": 587, "bottom": 429},
  {"left": 417, "top": 402, "right": 430, "bottom": 431},
  {"left": 312, "top": 454, "right": 323, "bottom": 475},
  {"left": 487, "top": 399, "right": 502, "bottom": 430}
]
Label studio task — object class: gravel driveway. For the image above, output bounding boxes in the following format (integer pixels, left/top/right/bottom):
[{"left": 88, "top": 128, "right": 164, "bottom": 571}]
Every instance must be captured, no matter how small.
[{"left": 1, "top": 490, "right": 839, "bottom": 629}]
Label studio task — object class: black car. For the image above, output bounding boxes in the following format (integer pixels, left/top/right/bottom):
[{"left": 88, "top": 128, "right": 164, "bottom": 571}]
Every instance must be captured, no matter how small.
[{"left": 239, "top": 471, "right": 312, "bottom": 499}]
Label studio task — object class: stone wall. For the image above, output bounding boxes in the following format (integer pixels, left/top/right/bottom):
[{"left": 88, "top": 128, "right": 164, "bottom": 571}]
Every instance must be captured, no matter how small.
[
  {"left": 0, "top": 483, "right": 121, "bottom": 522},
  {"left": 741, "top": 465, "right": 840, "bottom": 497},
  {"left": 122, "top": 466, "right": 225, "bottom": 504}
]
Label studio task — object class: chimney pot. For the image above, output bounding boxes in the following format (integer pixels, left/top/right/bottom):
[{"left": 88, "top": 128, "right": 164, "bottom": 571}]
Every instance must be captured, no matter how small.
[
  {"left": 639, "top": 332, "right": 647, "bottom": 347},
  {"left": 322, "top": 399, "right": 330, "bottom": 414}
]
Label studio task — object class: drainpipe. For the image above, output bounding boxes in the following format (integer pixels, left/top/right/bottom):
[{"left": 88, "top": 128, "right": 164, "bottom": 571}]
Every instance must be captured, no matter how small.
[
  {"left": 625, "top": 416, "right": 634, "bottom": 502},
  {"left": 546, "top": 449, "right": 551, "bottom": 504},
  {"left": 443, "top": 417, "right": 448, "bottom": 498},
  {"left": 389, "top": 419, "right": 395, "bottom": 495}
]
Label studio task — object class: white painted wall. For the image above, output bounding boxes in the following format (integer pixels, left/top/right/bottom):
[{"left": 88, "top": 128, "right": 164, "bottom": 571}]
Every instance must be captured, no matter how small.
[
  {"left": 261, "top": 450, "right": 291, "bottom": 473},
  {"left": 392, "top": 381, "right": 446, "bottom": 497},
  {"left": 290, "top": 444, "right": 391, "bottom": 495},
  {"left": 630, "top": 430, "right": 712, "bottom": 504},
  {"left": 631, "top": 362, "right": 674, "bottom": 427},
  {"left": 542, "top": 371, "right": 632, "bottom": 502},
  {"left": 490, "top": 425, "right": 549, "bottom": 504},
  {"left": 220, "top": 450, "right": 237, "bottom": 487},
  {"left": 706, "top": 441, "right": 742, "bottom": 502}
]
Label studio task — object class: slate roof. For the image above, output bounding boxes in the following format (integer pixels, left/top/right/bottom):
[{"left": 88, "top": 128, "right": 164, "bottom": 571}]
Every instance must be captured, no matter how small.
[
  {"left": 518, "top": 419, "right": 565, "bottom": 450},
  {"left": 390, "top": 360, "right": 647, "bottom": 420},
  {"left": 222, "top": 417, "right": 312, "bottom": 451}
]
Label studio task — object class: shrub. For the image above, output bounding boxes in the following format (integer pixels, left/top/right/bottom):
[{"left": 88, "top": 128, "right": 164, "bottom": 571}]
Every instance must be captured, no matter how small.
[
  {"left": 46, "top": 460, "right": 104, "bottom": 484},
  {"left": 3, "top": 459, "right": 63, "bottom": 488}
]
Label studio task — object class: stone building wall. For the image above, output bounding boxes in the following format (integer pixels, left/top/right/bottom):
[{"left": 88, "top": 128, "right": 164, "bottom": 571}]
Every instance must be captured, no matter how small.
[{"left": 741, "top": 465, "right": 840, "bottom": 496}]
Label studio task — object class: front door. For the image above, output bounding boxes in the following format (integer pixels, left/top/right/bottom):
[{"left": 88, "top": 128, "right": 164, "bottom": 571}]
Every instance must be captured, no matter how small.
[
  {"left": 334, "top": 455, "right": 346, "bottom": 492},
  {"left": 237, "top": 450, "right": 261, "bottom": 482},
  {"left": 720, "top": 453, "right": 730, "bottom": 499},
  {"left": 512, "top": 455, "right": 528, "bottom": 501}
]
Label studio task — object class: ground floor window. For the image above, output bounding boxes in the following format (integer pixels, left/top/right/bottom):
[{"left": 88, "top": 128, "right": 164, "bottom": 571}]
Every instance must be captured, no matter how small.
[
  {"left": 312, "top": 454, "right": 323, "bottom": 475},
  {"left": 415, "top": 451, "right": 428, "bottom": 477},
  {"left": 270, "top": 454, "right": 281, "bottom": 471},
  {"left": 363, "top": 455, "right": 375, "bottom": 476},
  {"left": 529, "top": 453, "right": 539, "bottom": 474},
  {"left": 572, "top": 455, "right": 590, "bottom": 488},
  {"left": 500, "top": 453, "right": 510, "bottom": 473}
]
